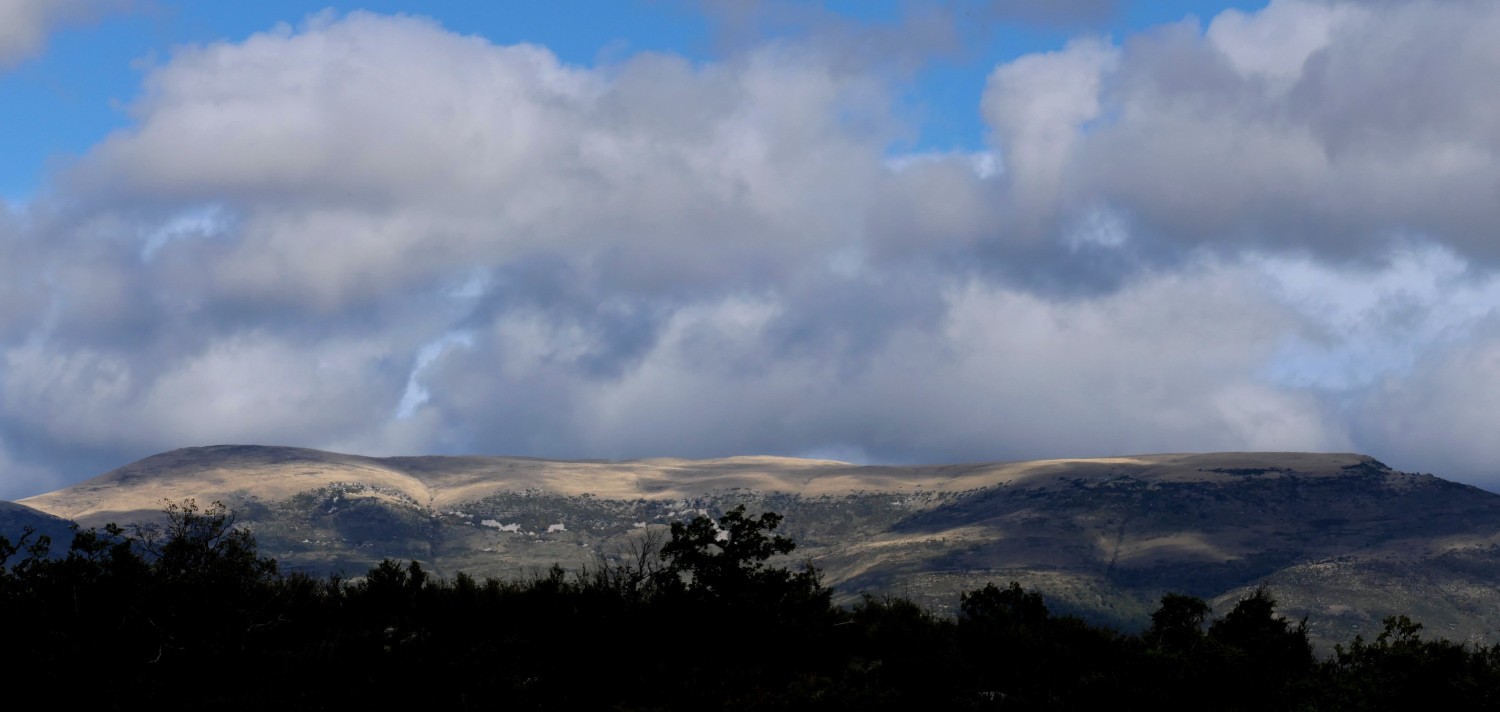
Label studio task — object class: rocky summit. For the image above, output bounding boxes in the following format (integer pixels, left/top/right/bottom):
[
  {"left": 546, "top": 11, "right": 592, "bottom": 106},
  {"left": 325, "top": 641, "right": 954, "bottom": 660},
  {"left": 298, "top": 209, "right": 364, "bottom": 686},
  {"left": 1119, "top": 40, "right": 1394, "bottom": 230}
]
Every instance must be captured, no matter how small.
[{"left": 15, "top": 445, "right": 1500, "bottom": 649}]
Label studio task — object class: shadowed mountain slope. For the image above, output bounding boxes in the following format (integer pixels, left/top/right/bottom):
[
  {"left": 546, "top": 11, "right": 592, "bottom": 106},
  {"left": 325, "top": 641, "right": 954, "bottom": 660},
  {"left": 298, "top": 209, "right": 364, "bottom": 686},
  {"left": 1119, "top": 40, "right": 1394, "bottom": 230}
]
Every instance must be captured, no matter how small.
[
  {"left": 18, "top": 445, "right": 1500, "bottom": 648},
  {"left": 0, "top": 500, "right": 76, "bottom": 557}
]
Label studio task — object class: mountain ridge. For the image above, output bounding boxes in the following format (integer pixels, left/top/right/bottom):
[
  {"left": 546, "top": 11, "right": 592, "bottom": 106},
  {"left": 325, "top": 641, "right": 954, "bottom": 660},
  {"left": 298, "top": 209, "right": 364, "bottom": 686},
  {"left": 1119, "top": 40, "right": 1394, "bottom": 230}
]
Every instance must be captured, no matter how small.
[{"left": 21, "top": 444, "right": 1396, "bottom": 520}]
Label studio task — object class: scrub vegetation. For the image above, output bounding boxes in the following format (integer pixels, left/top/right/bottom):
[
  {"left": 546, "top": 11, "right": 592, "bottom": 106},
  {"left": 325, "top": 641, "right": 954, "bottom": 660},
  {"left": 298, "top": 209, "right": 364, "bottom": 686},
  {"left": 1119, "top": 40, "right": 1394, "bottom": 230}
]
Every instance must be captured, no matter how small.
[{"left": 3, "top": 500, "right": 1497, "bottom": 710}]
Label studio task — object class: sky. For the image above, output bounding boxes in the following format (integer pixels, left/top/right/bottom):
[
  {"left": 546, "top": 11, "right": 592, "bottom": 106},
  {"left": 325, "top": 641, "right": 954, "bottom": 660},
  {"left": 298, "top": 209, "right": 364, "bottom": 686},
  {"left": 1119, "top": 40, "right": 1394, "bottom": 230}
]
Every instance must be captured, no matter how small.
[{"left": 2, "top": 0, "right": 1499, "bottom": 499}]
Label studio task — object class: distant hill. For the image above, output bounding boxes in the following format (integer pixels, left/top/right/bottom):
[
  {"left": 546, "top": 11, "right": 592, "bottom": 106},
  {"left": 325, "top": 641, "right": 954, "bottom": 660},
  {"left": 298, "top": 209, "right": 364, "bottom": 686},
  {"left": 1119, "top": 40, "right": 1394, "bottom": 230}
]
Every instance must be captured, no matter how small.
[
  {"left": 0, "top": 500, "right": 77, "bottom": 558},
  {"left": 18, "top": 445, "right": 1500, "bottom": 649}
]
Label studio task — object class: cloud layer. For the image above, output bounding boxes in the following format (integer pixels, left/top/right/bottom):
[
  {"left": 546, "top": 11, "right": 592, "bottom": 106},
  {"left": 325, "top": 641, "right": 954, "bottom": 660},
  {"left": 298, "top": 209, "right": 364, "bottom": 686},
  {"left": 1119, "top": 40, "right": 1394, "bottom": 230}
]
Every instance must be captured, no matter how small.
[
  {"left": 5, "top": 0, "right": 1500, "bottom": 497},
  {"left": 0, "top": 0, "right": 124, "bottom": 68}
]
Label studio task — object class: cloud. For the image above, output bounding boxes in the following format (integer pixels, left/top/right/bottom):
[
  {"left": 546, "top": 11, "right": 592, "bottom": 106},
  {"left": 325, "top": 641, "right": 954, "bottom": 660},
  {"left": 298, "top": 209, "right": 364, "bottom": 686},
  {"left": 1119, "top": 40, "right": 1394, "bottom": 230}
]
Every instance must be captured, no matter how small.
[
  {"left": 6, "top": 3, "right": 1500, "bottom": 498},
  {"left": 983, "top": 0, "right": 1500, "bottom": 263},
  {"left": 982, "top": 37, "right": 1117, "bottom": 234},
  {"left": 1356, "top": 326, "right": 1500, "bottom": 477},
  {"left": 555, "top": 262, "right": 1346, "bottom": 461},
  {"left": 0, "top": 0, "right": 126, "bottom": 69},
  {"left": 73, "top": 12, "right": 909, "bottom": 311}
]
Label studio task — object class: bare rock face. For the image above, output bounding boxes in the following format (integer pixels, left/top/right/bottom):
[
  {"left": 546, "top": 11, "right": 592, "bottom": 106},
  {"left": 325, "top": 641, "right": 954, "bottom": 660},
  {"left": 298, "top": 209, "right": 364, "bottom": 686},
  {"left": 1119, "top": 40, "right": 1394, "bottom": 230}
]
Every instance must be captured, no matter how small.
[{"left": 17, "top": 445, "right": 1500, "bottom": 649}]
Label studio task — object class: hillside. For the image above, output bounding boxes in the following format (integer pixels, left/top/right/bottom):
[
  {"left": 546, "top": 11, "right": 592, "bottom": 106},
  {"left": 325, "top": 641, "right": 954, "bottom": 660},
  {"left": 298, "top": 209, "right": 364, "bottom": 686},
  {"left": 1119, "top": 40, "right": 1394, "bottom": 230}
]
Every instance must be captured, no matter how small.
[
  {"left": 17, "top": 445, "right": 1500, "bottom": 648},
  {"left": 0, "top": 501, "right": 76, "bottom": 557}
]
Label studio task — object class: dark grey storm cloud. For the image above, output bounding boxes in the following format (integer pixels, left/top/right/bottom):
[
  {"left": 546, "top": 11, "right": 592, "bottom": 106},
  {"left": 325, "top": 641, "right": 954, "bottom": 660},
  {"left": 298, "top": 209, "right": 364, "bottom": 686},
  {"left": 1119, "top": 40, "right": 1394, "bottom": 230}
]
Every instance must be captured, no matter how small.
[{"left": 4, "top": 1, "right": 1500, "bottom": 499}]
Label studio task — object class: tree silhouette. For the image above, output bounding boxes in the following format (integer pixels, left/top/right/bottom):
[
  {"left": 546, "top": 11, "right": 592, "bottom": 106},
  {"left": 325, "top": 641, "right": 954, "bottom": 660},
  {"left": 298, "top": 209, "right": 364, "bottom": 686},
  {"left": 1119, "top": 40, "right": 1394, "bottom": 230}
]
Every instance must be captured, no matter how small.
[
  {"left": 1148, "top": 592, "right": 1212, "bottom": 653},
  {"left": 134, "top": 498, "right": 277, "bottom": 586},
  {"left": 659, "top": 504, "right": 797, "bottom": 595},
  {"left": 7, "top": 499, "right": 1500, "bottom": 708},
  {"left": 1207, "top": 586, "right": 1315, "bottom": 709}
]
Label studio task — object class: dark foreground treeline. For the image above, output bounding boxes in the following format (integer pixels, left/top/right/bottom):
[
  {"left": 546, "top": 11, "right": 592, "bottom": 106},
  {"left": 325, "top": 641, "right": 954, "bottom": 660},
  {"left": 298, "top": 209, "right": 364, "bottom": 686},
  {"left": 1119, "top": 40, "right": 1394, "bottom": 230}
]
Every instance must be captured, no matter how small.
[{"left": 3, "top": 502, "right": 1499, "bottom": 711}]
